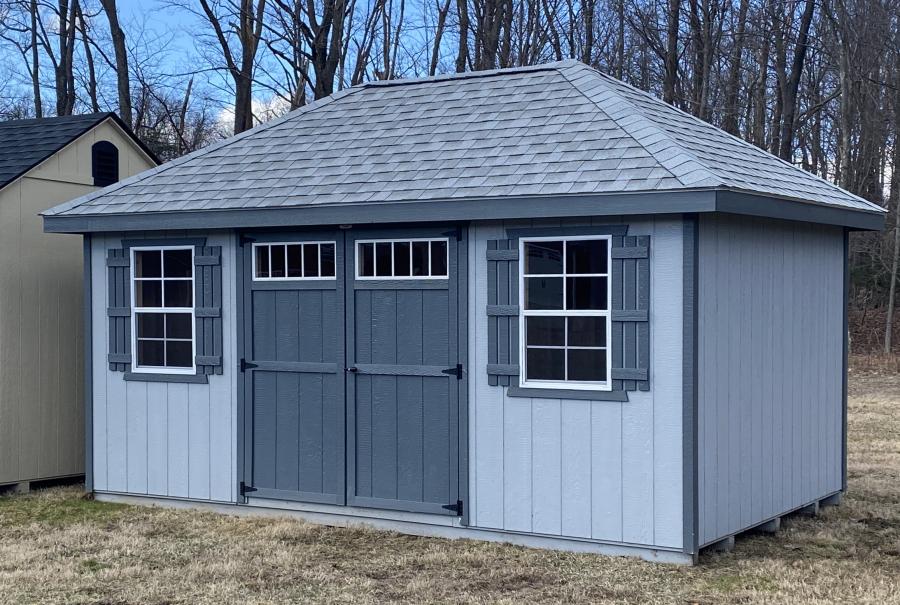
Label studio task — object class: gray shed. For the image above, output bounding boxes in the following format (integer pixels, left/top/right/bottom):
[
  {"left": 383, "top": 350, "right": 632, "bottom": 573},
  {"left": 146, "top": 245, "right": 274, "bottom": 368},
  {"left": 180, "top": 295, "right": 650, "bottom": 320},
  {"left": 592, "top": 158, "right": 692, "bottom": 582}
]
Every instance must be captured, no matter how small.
[{"left": 43, "top": 61, "right": 884, "bottom": 564}]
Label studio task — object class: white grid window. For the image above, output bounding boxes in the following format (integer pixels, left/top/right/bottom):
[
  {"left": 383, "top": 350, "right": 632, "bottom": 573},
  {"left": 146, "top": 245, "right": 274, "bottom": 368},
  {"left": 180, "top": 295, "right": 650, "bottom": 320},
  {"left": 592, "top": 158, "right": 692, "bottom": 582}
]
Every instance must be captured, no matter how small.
[
  {"left": 356, "top": 238, "right": 448, "bottom": 279},
  {"left": 131, "top": 246, "right": 195, "bottom": 374},
  {"left": 519, "top": 236, "right": 612, "bottom": 391},
  {"left": 253, "top": 242, "right": 336, "bottom": 280}
]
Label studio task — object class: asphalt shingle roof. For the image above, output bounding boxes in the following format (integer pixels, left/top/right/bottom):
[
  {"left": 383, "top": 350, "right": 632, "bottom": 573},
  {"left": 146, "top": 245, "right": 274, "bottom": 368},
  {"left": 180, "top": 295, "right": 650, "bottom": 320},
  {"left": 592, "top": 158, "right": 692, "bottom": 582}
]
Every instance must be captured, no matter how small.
[
  {"left": 0, "top": 113, "right": 116, "bottom": 188},
  {"left": 44, "top": 62, "right": 884, "bottom": 218}
]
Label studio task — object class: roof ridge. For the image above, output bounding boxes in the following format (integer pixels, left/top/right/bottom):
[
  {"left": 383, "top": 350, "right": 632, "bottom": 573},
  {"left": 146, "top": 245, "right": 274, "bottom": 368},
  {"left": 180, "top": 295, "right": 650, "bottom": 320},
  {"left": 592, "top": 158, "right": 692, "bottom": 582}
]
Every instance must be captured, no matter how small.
[
  {"left": 582, "top": 66, "right": 881, "bottom": 211},
  {"left": 358, "top": 61, "right": 577, "bottom": 89},
  {"left": 556, "top": 62, "right": 722, "bottom": 189},
  {"left": 43, "top": 88, "right": 364, "bottom": 216}
]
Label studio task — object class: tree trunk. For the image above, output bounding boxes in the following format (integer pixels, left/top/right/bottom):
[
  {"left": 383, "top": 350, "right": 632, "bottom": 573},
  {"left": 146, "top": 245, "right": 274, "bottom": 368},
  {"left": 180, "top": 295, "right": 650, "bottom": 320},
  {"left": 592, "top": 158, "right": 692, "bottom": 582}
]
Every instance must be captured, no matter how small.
[
  {"left": 722, "top": 0, "right": 749, "bottom": 134},
  {"left": 663, "top": 0, "right": 680, "bottom": 104},
  {"left": 100, "top": 0, "right": 132, "bottom": 127},
  {"left": 456, "top": 0, "right": 469, "bottom": 72},
  {"left": 430, "top": 0, "right": 453, "bottom": 75},
  {"left": 777, "top": 0, "right": 816, "bottom": 161},
  {"left": 30, "top": 0, "right": 42, "bottom": 117},
  {"left": 76, "top": 4, "right": 99, "bottom": 113}
]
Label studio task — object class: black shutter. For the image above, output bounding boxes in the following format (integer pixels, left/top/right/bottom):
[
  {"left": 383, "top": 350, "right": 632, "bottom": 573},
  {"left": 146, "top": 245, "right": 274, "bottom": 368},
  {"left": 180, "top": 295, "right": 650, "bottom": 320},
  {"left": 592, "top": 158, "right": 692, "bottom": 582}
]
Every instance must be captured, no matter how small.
[
  {"left": 611, "top": 235, "right": 650, "bottom": 391},
  {"left": 486, "top": 239, "right": 519, "bottom": 385},
  {"left": 106, "top": 248, "right": 131, "bottom": 371},
  {"left": 195, "top": 246, "right": 223, "bottom": 374}
]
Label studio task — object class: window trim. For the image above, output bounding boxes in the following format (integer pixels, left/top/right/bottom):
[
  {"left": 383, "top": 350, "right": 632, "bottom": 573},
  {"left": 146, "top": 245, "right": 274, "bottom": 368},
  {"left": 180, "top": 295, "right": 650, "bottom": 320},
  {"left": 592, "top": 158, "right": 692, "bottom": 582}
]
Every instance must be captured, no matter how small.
[
  {"left": 355, "top": 237, "right": 450, "bottom": 280},
  {"left": 130, "top": 245, "right": 196, "bottom": 375},
  {"left": 251, "top": 241, "right": 337, "bottom": 281},
  {"left": 518, "top": 235, "right": 613, "bottom": 392}
]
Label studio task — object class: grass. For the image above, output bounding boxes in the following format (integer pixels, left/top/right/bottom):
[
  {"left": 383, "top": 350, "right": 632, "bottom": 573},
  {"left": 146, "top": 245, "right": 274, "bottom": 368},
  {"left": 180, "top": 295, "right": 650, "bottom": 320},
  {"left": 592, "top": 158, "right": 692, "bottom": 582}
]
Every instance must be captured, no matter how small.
[{"left": 0, "top": 373, "right": 898, "bottom": 604}]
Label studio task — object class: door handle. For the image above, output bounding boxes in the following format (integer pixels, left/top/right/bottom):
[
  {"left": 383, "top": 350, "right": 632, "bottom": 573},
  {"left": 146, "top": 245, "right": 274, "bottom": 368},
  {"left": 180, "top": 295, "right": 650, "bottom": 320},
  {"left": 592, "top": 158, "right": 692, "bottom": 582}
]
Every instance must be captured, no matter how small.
[{"left": 346, "top": 366, "right": 359, "bottom": 373}]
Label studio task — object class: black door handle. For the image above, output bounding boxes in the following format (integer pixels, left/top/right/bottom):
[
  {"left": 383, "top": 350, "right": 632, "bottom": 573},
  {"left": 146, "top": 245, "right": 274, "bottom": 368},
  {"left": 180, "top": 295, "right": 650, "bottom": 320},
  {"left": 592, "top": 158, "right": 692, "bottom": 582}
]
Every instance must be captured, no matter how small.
[{"left": 346, "top": 366, "right": 358, "bottom": 373}]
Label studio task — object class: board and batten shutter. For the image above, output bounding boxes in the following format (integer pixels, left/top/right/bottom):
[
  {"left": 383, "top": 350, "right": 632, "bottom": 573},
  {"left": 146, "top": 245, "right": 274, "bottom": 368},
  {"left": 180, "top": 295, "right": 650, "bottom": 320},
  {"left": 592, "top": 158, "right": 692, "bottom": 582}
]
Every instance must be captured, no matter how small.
[
  {"left": 485, "top": 233, "right": 651, "bottom": 393},
  {"left": 106, "top": 248, "right": 132, "bottom": 371},
  {"left": 194, "top": 246, "right": 224, "bottom": 374}
]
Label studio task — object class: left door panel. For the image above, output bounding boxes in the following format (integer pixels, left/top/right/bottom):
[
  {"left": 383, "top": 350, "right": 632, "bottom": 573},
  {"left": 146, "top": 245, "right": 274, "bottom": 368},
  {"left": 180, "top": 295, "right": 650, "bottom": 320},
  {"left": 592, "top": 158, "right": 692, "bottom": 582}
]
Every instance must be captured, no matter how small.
[{"left": 241, "top": 232, "right": 345, "bottom": 504}]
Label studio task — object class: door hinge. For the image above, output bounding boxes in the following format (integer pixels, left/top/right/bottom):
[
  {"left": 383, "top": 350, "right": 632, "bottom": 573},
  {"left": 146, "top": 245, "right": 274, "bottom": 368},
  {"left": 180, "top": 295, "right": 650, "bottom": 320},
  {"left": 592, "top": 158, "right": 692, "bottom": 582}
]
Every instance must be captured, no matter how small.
[
  {"left": 442, "top": 363, "right": 463, "bottom": 379},
  {"left": 239, "top": 235, "right": 257, "bottom": 247},
  {"left": 240, "top": 481, "right": 257, "bottom": 496},
  {"left": 240, "top": 358, "right": 258, "bottom": 372},
  {"left": 442, "top": 499, "right": 463, "bottom": 516}
]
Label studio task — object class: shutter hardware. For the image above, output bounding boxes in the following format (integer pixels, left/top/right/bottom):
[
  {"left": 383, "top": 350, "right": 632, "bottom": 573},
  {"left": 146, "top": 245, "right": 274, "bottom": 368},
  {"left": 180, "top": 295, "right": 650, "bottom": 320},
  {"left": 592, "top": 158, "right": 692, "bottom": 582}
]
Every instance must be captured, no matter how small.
[
  {"left": 239, "top": 481, "right": 257, "bottom": 496},
  {"left": 240, "top": 358, "right": 258, "bottom": 372},
  {"left": 442, "top": 363, "right": 463, "bottom": 379},
  {"left": 442, "top": 499, "right": 463, "bottom": 515}
]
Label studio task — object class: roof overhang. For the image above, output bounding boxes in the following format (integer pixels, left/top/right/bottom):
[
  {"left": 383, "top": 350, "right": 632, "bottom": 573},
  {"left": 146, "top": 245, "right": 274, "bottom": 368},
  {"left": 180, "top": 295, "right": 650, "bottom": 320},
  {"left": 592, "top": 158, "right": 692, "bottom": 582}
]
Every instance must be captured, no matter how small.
[{"left": 42, "top": 188, "right": 885, "bottom": 234}]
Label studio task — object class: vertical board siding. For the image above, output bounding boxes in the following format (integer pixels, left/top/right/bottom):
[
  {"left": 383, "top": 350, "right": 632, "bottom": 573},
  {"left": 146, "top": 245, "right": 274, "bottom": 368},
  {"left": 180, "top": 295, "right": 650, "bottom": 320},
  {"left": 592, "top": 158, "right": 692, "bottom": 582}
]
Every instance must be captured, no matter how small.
[
  {"left": 697, "top": 215, "right": 844, "bottom": 546},
  {"left": 91, "top": 233, "right": 236, "bottom": 502},
  {"left": 469, "top": 217, "right": 684, "bottom": 549}
]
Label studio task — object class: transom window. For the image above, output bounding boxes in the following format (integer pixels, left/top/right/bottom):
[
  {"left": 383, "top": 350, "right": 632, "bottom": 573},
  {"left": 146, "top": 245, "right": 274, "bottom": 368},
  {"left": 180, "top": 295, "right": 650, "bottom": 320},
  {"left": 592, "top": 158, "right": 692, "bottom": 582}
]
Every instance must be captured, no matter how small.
[
  {"left": 519, "top": 236, "right": 611, "bottom": 390},
  {"left": 356, "top": 239, "right": 448, "bottom": 279},
  {"left": 253, "top": 242, "right": 336, "bottom": 280},
  {"left": 131, "top": 247, "right": 194, "bottom": 373}
]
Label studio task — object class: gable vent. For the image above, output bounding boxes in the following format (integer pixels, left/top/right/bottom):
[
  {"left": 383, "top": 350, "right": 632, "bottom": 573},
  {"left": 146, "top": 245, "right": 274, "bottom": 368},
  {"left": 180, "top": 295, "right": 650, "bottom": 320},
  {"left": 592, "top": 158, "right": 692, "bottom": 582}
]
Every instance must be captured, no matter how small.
[{"left": 92, "top": 141, "right": 119, "bottom": 187}]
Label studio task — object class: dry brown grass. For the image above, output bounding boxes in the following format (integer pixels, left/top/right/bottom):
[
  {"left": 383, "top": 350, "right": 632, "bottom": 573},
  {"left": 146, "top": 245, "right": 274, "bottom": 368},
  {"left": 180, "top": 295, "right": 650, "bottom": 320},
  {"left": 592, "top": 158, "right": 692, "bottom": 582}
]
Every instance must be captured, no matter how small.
[{"left": 1, "top": 372, "right": 899, "bottom": 604}]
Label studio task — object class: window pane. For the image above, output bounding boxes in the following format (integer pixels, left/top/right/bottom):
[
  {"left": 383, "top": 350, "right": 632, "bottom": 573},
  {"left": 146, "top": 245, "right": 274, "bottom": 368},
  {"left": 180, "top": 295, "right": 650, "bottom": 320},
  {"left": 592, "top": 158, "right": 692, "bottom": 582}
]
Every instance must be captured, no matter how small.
[
  {"left": 359, "top": 243, "right": 374, "bottom": 277},
  {"left": 164, "top": 280, "right": 192, "bottom": 307},
  {"left": 524, "top": 277, "right": 563, "bottom": 310},
  {"left": 524, "top": 241, "right": 563, "bottom": 274},
  {"left": 526, "top": 317, "right": 565, "bottom": 346},
  {"left": 566, "top": 276, "right": 607, "bottom": 310},
  {"left": 566, "top": 240, "right": 607, "bottom": 274},
  {"left": 321, "top": 244, "right": 336, "bottom": 277},
  {"left": 137, "top": 313, "right": 164, "bottom": 338},
  {"left": 567, "top": 316, "right": 607, "bottom": 347},
  {"left": 163, "top": 249, "right": 192, "bottom": 278},
  {"left": 166, "top": 313, "right": 192, "bottom": 339},
  {"left": 412, "top": 241, "right": 429, "bottom": 276},
  {"left": 526, "top": 348, "right": 565, "bottom": 380},
  {"left": 271, "top": 245, "right": 286, "bottom": 278},
  {"left": 303, "top": 244, "right": 319, "bottom": 277},
  {"left": 375, "top": 242, "right": 392, "bottom": 276},
  {"left": 135, "top": 250, "right": 161, "bottom": 278},
  {"left": 166, "top": 341, "right": 193, "bottom": 368},
  {"left": 255, "top": 246, "right": 270, "bottom": 278},
  {"left": 394, "top": 242, "right": 411, "bottom": 276},
  {"left": 286, "top": 245, "right": 303, "bottom": 278},
  {"left": 430, "top": 240, "right": 448, "bottom": 276},
  {"left": 138, "top": 340, "right": 165, "bottom": 366},
  {"left": 567, "top": 349, "right": 607, "bottom": 381},
  {"left": 135, "top": 281, "right": 162, "bottom": 307}
]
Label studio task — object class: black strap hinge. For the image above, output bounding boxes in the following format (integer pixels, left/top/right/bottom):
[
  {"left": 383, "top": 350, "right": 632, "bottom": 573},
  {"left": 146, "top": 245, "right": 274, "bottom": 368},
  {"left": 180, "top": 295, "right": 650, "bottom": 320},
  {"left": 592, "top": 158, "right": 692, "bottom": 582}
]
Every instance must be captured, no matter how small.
[
  {"left": 240, "top": 481, "right": 257, "bottom": 496},
  {"left": 442, "top": 499, "right": 463, "bottom": 516},
  {"left": 240, "top": 359, "right": 258, "bottom": 372},
  {"left": 442, "top": 363, "right": 463, "bottom": 379}
]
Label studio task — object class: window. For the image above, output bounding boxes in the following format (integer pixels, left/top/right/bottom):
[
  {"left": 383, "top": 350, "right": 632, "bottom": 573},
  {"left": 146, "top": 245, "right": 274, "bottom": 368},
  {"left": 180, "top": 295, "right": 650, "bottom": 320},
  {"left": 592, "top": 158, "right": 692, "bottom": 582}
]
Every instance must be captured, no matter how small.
[
  {"left": 253, "top": 242, "right": 336, "bottom": 280},
  {"left": 519, "top": 236, "right": 611, "bottom": 391},
  {"left": 131, "top": 247, "right": 194, "bottom": 373},
  {"left": 92, "top": 141, "right": 119, "bottom": 187},
  {"left": 356, "top": 238, "right": 448, "bottom": 279}
]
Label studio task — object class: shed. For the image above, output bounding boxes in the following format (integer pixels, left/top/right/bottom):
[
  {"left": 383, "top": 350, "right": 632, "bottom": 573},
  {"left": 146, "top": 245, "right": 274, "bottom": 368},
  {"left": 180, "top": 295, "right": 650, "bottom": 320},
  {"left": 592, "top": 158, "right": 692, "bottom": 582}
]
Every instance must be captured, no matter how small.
[
  {"left": 43, "top": 62, "right": 884, "bottom": 564},
  {"left": 0, "top": 112, "right": 157, "bottom": 491}
]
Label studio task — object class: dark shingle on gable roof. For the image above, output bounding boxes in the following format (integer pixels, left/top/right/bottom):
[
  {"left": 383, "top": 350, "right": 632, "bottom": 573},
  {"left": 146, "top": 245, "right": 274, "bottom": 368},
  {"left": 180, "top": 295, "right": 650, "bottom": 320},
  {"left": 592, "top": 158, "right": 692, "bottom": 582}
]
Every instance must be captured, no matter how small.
[
  {"left": 0, "top": 113, "right": 115, "bottom": 188},
  {"left": 44, "top": 62, "right": 884, "bottom": 219}
]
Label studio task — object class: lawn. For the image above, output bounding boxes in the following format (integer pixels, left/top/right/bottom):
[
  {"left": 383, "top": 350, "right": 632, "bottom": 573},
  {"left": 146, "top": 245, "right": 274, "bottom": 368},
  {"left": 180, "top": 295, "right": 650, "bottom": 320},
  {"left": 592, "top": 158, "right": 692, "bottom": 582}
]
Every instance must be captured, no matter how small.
[{"left": 1, "top": 374, "right": 898, "bottom": 604}]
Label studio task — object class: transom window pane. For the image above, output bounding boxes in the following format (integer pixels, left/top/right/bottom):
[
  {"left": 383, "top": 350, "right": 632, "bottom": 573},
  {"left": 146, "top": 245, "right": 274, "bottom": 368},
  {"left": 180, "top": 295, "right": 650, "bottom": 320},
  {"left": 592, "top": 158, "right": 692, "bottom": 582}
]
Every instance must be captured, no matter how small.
[
  {"left": 253, "top": 242, "right": 337, "bottom": 280},
  {"left": 356, "top": 239, "right": 449, "bottom": 279},
  {"left": 521, "top": 237, "right": 611, "bottom": 388},
  {"left": 133, "top": 247, "right": 195, "bottom": 372}
]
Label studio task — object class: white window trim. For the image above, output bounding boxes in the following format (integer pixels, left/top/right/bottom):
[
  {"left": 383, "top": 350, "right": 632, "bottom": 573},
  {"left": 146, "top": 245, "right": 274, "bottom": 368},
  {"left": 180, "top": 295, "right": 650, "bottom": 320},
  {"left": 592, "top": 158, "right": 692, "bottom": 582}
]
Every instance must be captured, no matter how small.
[
  {"left": 355, "top": 237, "right": 450, "bottom": 280},
  {"left": 518, "top": 235, "right": 613, "bottom": 392},
  {"left": 130, "top": 245, "right": 196, "bottom": 375},
  {"left": 251, "top": 241, "right": 337, "bottom": 281}
]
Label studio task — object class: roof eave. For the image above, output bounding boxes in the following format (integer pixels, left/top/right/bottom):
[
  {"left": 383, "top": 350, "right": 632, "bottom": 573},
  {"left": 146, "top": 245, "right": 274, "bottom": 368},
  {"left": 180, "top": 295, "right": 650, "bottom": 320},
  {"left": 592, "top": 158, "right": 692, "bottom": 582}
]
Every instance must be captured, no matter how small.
[{"left": 42, "top": 188, "right": 884, "bottom": 234}]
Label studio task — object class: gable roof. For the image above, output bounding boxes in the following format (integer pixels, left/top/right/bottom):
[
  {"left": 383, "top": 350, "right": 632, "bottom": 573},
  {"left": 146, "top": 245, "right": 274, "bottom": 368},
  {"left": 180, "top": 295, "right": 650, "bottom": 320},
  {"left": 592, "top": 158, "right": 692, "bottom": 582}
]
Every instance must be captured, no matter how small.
[
  {"left": 0, "top": 112, "right": 158, "bottom": 190},
  {"left": 43, "top": 62, "right": 885, "bottom": 232}
]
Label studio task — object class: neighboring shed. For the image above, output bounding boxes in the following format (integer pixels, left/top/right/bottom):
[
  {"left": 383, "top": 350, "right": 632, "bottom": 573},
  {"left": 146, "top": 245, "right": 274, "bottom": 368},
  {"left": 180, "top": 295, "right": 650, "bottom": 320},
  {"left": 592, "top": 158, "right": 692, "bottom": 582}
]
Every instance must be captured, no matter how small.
[
  {"left": 43, "top": 62, "right": 884, "bottom": 564},
  {"left": 0, "top": 113, "right": 157, "bottom": 491}
]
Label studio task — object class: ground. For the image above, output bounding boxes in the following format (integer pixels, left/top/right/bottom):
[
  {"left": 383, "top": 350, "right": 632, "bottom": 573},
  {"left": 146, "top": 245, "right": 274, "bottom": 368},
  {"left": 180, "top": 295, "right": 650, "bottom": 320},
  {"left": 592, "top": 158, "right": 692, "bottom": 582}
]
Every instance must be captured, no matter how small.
[{"left": 0, "top": 374, "right": 898, "bottom": 604}]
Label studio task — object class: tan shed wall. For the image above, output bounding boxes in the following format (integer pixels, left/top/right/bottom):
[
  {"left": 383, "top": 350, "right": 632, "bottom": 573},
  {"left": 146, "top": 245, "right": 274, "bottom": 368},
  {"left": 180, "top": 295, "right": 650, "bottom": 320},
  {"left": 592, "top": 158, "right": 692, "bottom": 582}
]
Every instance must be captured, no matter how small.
[{"left": 0, "top": 119, "right": 155, "bottom": 485}]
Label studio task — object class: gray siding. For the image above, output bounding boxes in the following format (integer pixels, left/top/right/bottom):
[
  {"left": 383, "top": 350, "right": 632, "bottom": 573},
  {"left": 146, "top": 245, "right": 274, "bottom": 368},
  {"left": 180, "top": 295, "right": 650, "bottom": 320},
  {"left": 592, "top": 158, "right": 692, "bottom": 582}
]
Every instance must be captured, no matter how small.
[
  {"left": 468, "top": 217, "right": 684, "bottom": 549},
  {"left": 697, "top": 214, "right": 844, "bottom": 546},
  {"left": 90, "top": 232, "right": 237, "bottom": 502}
]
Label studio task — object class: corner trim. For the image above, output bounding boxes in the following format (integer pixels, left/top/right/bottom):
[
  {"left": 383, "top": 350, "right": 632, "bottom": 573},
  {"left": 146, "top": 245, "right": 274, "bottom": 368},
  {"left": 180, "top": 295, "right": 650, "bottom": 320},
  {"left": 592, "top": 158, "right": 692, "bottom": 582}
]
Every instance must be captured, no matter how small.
[
  {"left": 507, "top": 386, "right": 629, "bottom": 402},
  {"left": 83, "top": 234, "right": 93, "bottom": 492},
  {"left": 842, "top": 228, "right": 849, "bottom": 491},
  {"left": 123, "top": 372, "right": 209, "bottom": 384},
  {"left": 682, "top": 213, "right": 700, "bottom": 559}
]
